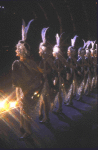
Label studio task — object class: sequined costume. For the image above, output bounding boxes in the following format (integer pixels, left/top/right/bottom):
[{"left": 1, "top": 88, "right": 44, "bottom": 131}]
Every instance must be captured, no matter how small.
[
  {"left": 53, "top": 56, "right": 66, "bottom": 112},
  {"left": 64, "top": 56, "right": 75, "bottom": 105},
  {"left": 12, "top": 58, "right": 44, "bottom": 130},
  {"left": 39, "top": 57, "right": 57, "bottom": 121}
]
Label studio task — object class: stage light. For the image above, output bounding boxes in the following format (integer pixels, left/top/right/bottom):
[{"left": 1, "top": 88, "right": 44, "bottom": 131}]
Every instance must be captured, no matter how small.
[
  {"left": 9, "top": 101, "right": 17, "bottom": 108},
  {"left": 0, "top": 100, "right": 9, "bottom": 112},
  {"left": 34, "top": 91, "right": 38, "bottom": 95}
]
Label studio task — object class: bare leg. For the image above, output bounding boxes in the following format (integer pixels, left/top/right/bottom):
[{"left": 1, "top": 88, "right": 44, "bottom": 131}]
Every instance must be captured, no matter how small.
[
  {"left": 40, "top": 95, "right": 50, "bottom": 122},
  {"left": 39, "top": 95, "right": 44, "bottom": 120}
]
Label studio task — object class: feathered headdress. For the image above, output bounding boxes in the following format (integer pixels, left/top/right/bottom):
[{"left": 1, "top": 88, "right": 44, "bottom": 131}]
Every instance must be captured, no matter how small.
[
  {"left": 85, "top": 40, "right": 91, "bottom": 49},
  {"left": 91, "top": 40, "right": 96, "bottom": 50},
  {"left": 90, "top": 40, "right": 96, "bottom": 55},
  {"left": 82, "top": 39, "right": 87, "bottom": 49},
  {"left": 77, "top": 39, "right": 86, "bottom": 57},
  {"left": 41, "top": 27, "right": 49, "bottom": 44},
  {"left": 71, "top": 35, "right": 78, "bottom": 47},
  {"left": 22, "top": 19, "right": 34, "bottom": 41},
  {"left": 53, "top": 32, "right": 65, "bottom": 56},
  {"left": 16, "top": 19, "right": 34, "bottom": 57},
  {"left": 67, "top": 35, "right": 78, "bottom": 56},
  {"left": 84, "top": 40, "right": 91, "bottom": 57},
  {"left": 39, "top": 27, "right": 49, "bottom": 53}
]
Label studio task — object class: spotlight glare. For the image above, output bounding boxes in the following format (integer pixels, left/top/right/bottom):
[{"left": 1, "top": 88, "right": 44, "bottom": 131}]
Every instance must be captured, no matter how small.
[
  {"left": 9, "top": 101, "right": 17, "bottom": 108},
  {"left": 34, "top": 91, "right": 38, "bottom": 95}
]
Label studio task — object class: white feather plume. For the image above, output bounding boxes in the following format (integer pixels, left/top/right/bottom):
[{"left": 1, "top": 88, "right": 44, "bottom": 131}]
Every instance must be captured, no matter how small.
[
  {"left": 82, "top": 39, "right": 87, "bottom": 48},
  {"left": 86, "top": 41, "right": 91, "bottom": 48},
  {"left": 91, "top": 40, "right": 96, "bottom": 49},
  {"left": 56, "top": 33, "right": 60, "bottom": 46},
  {"left": 22, "top": 19, "right": 34, "bottom": 40},
  {"left": 71, "top": 35, "right": 78, "bottom": 47},
  {"left": 41, "top": 27, "right": 49, "bottom": 43}
]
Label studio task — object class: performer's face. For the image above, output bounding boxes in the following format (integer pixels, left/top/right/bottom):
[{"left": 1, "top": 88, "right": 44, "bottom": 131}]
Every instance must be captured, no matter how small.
[
  {"left": 67, "top": 49, "right": 71, "bottom": 56},
  {"left": 52, "top": 51, "right": 57, "bottom": 58},
  {"left": 15, "top": 49, "right": 20, "bottom": 57},
  {"left": 39, "top": 48, "right": 43, "bottom": 57}
]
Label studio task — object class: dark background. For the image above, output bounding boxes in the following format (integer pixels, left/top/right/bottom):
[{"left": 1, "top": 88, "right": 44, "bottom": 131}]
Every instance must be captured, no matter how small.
[{"left": 0, "top": 0, "right": 97, "bottom": 77}]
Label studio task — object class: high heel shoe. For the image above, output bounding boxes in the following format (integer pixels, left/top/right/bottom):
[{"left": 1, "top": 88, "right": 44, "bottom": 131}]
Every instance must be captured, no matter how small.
[{"left": 39, "top": 118, "right": 50, "bottom": 123}]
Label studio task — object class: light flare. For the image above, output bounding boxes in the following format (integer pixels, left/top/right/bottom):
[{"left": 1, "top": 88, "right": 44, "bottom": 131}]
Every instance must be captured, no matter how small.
[
  {"left": 34, "top": 91, "right": 38, "bottom": 95},
  {"left": 9, "top": 101, "right": 17, "bottom": 108}
]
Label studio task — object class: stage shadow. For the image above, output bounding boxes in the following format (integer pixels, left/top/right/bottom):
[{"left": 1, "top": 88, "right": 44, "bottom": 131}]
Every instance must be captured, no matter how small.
[{"left": 52, "top": 111, "right": 73, "bottom": 125}]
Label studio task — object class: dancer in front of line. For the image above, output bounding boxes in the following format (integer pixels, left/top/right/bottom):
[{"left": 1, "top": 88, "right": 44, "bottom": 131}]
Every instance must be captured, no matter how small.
[{"left": 12, "top": 19, "right": 44, "bottom": 139}]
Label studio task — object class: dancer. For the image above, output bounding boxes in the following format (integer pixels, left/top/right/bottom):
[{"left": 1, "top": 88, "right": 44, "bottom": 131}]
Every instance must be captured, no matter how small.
[
  {"left": 12, "top": 19, "right": 44, "bottom": 139},
  {"left": 89, "top": 41, "right": 96, "bottom": 91},
  {"left": 93, "top": 44, "right": 98, "bottom": 88},
  {"left": 84, "top": 41, "right": 91, "bottom": 95},
  {"left": 39, "top": 27, "right": 58, "bottom": 122},
  {"left": 65, "top": 35, "right": 78, "bottom": 105},
  {"left": 52, "top": 33, "right": 67, "bottom": 112},
  {"left": 76, "top": 43, "right": 86, "bottom": 100}
]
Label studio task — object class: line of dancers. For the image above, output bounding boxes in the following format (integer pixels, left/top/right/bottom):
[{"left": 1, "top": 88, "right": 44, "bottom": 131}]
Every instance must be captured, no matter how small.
[{"left": 12, "top": 19, "right": 97, "bottom": 140}]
